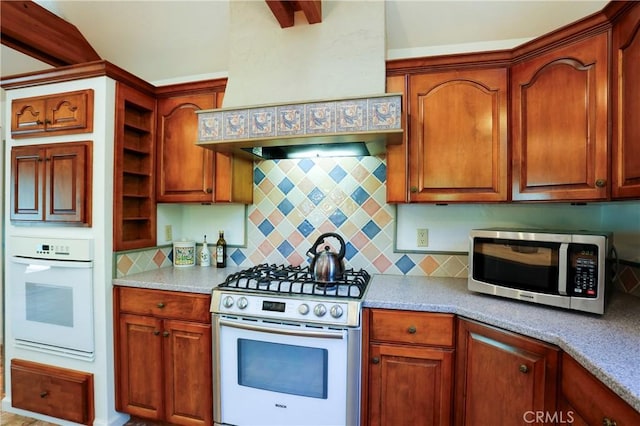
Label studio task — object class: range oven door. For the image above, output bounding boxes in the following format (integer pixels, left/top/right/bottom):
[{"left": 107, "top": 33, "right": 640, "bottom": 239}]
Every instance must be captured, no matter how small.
[
  {"left": 213, "top": 315, "right": 360, "bottom": 426},
  {"left": 9, "top": 256, "right": 94, "bottom": 357}
]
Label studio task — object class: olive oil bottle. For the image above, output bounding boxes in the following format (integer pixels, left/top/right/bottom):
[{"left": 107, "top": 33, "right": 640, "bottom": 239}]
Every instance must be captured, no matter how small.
[{"left": 216, "top": 230, "right": 227, "bottom": 268}]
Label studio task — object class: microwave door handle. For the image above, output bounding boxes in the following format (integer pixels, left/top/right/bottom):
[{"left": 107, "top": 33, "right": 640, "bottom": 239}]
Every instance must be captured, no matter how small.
[{"left": 558, "top": 243, "right": 568, "bottom": 296}]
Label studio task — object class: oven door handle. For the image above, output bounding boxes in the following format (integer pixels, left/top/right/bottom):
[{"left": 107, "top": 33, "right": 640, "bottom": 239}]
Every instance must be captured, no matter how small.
[
  {"left": 10, "top": 256, "right": 93, "bottom": 268},
  {"left": 218, "top": 317, "right": 346, "bottom": 340}
]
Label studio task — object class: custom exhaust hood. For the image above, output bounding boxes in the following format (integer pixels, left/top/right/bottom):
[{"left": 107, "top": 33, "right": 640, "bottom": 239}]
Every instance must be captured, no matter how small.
[{"left": 196, "top": 1, "right": 402, "bottom": 160}]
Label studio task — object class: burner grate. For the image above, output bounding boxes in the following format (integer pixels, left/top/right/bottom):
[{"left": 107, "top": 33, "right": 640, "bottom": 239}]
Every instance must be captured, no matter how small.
[{"left": 217, "top": 264, "right": 371, "bottom": 299}]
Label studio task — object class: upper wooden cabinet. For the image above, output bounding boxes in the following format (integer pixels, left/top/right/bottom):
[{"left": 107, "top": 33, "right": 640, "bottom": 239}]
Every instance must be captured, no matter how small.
[
  {"left": 114, "top": 82, "right": 157, "bottom": 251},
  {"left": 455, "top": 318, "right": 559, "bottom": 426},
  {"left": 511, "top": 32, "right": 609, "bottom": 201},
  {"left": 156, "top": 82, "right": 253, "bottom": 204},
  {"left": 612, "top": 2, "right": 640, "bottom": 199},
  {"left": 407, "top": 68, "right": 508, "bottom": 202},
  {"left": 11, "top": 89, "right": 94, "bottom": 138},
  {"left": 10, "top": 141, "right": 92, "bottom": 225}
]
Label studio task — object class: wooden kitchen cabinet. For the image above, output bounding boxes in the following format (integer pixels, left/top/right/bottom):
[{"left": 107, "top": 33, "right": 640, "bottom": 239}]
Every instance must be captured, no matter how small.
[
  {"left": 10, "top": 89, "right": 94, "bottom": 138},
  {"left": 156, "top": 80, "right": 253, "bottom": 204},
  {"left": 558, "top": 353, "right": 640, "bottom": 426},
  {"left": 454, "top": 318, "right": 559, "bottom": 426},
  {"left": 511, "top": 32, "right": 609, "bottom": 201},
  {"left": 114, "top": 287, "right": 213, "bottom": 426},
  {"left": 114, "top": 82, "right": 156, "bottom": 251},
  {"left": 612, "top": 2, "right": 640, "bottom": 199},
  {"left": 407, "top": 68, "right": 508, "bottom": 202},
  {"left": 11, "top": 359, "right": 94, "bottom": 425},
  {"left": 362, "top": 309, "right": 455, "bottom": 426},
  {"left": 10, "top": 141, "right": 92, "bottom": 225}
]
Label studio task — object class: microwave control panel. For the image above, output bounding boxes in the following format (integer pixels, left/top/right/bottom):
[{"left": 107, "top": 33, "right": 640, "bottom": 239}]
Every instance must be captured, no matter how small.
[{"left": 568, "top": 244, "right": 599, "bottom": 297}]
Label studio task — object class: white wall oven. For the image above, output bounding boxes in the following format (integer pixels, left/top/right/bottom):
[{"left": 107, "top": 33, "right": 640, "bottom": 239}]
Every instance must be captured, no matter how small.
[
  {"left": 8, "top": 236, "right": 95, "bottom": 359},
  {"left": 211, "top": 264, "right": 370, "bottom": 426}
]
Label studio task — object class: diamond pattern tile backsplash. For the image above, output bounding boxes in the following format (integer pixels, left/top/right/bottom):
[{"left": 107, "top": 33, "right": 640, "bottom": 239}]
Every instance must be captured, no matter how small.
[{"left": 115, "top": 155, "right": 640, "bottom": 297}]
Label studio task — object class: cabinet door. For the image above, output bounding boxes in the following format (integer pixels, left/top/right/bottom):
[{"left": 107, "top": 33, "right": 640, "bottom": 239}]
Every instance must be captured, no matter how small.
[
  {"left": 408, "top": 68, "right": 508, "bottom": 202},
  {"left": 386, "top": 75, "right": 409, "bottom": 203},
  {"left": 10, "top": 146, "right": 44, "bottom": 221},
  {"left": 11, "top": 98, "right": 47, "bottom": 134},
  {"left": 44, "top": 143, "right": 91, "bottom": 223},
  {"left": 455, "top": 319, "right": 559, "bottom": 426},
  {"left": 163, "top": 319, "right": 213, "bottom": 426},
  {"left": 45, "top": 91, "right": 93, "bottom": 133},
  {"left": 368, "top": 343, "right": 453, "bottom": 426},
  {"left": 612, "top": 3, "right": 640, "bottom": 199},
  {"left": 511, "top": 33, "right": 609, "bottom": 201},
  {"left": 116, "top": 313, "right": 164, "bottom": 420},
  {"left": 157, "top": 93, "right": 216, "bottom": 203}
]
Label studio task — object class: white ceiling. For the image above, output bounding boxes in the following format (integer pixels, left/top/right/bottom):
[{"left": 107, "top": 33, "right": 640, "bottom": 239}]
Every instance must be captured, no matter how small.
[{"left": 1, "top": 1, "right": 609, "bottom": 85}]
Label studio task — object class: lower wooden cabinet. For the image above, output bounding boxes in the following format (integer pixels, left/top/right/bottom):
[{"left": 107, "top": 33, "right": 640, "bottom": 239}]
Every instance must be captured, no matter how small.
[
  {"left": 454, "top": 318, "right": 559, "bottom": 426},
  {"left": 11, "top": 359, "right": 94, "bottom": 425},
  {"left": 114, "top": 287, "right": 213, "bottom": 425},
  {"left": 362, "top": 309, "right": 455, "bottom": 426},
  {"left": 559, "top": 353, "right": 640, "bottom": 426}
]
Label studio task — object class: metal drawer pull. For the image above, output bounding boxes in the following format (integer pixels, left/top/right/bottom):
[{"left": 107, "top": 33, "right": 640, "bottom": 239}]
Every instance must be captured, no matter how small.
[
  {"left": 157, "top": 302, "right": 165, "bottom": 308},
  {"left": 40, "top": 391, "right": 48, "bottom": 398},
  {"left": 372, "top": 357, "right": 380, "bottom": 364},
  {"left": 408, "top": 325, "right": 417, "bottom": 334},
  {"left": 163, "top": 331, "right": 170, "bottom": 337},
  {"left": 519, "top": 364, "right": 529, "bottom": 373},
  {"left": 153, "top": 330, "right": 160, "bottom": 336},
  {"left": 602, "top": 418, "right": 617, "bottom": 426}
]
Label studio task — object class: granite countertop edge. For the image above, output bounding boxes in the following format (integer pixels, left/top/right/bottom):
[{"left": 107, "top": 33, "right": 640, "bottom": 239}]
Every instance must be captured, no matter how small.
[{"left": 113, "top": 267, "right": 640, "bottom": 412}]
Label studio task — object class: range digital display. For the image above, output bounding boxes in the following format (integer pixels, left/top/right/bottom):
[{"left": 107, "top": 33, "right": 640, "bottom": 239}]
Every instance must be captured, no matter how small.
[{"left": 262, "top": 300, "right": 286, "bottom": 312}]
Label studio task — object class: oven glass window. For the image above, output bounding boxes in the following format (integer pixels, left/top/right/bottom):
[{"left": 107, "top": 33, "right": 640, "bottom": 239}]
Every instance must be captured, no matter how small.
[
  {"left": 25, "top": 282, "right": 74, "bottom": 327},
  {"left": 237, "top": 339, "right": 328, "bottom": 399},
  {"left": 473, "top": 238, "right": 561, "bottom": 293}
]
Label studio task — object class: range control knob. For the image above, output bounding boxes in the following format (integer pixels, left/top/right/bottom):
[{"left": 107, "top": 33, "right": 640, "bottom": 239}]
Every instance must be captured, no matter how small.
[
  {"left": 330, "top": 305, "right": 343, "bottom": 319},
  {"left": 298, "top": 303, "right": 310, "bottom": 315},
  {"left": 314, "top": 304, "right": 327, "bottom": 317},
  {"left": 237, "top": 297, "right": 248, "bottom": 310},
  {"left": 222, "top": 296, "right": 234, "bottom": 309}
]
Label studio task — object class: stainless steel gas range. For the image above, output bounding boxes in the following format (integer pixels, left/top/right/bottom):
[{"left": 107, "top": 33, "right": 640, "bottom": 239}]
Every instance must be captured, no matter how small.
[{"left": 210, "top": 263, "right": 371, "bottom": 426}]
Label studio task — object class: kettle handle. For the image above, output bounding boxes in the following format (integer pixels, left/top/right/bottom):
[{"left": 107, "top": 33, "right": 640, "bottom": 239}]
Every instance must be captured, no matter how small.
[{"left": 307, "top": 232, "right": 346, "bottom": 260}]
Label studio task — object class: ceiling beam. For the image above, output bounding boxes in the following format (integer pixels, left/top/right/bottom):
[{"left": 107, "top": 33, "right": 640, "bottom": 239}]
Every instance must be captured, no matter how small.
[
  {"left": 1, "top": 0, "right": 100, "bottom": 67},
  {"left": 265, "top": 0, "right": 322, "bottom": 28}
]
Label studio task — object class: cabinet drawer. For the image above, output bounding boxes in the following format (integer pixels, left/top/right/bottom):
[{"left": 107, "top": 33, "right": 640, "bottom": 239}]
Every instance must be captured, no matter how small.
[
  {"left": 118, "top": 287, "right": 211, "bottom": 322},
  {"left": 561, "top": 354, "right": 640, "bottom": 425},
  {"left": 11, "top": 359, "right": 94, "bottom": 425},
  {"left": 370, "top": 309, "right": 454, "bottom": 347}
]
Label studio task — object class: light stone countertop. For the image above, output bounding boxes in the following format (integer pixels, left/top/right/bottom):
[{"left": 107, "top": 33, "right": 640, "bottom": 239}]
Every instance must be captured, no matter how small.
[{"left": 113, "top": 267, "right": 640, "bottom": 413}]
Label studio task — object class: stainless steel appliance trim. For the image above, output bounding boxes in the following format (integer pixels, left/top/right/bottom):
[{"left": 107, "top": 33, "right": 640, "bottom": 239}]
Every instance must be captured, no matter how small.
[
  {"left": 558, "top": 243, "right": 568, "bottom": 295},
  {"left": 217, "top": 317, "right": 346, "bottom": 339}
]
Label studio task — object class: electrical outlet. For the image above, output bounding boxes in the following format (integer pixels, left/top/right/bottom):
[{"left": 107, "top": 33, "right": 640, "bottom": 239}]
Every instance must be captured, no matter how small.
[
  {"left": 417, "top": 228, "right": 429, "bottom": 247},
  {"left": 164, "top": 225, "right": 173, "bottom": 242}
]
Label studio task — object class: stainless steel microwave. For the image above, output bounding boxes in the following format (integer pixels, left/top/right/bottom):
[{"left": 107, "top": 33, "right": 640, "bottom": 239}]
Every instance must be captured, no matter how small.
[{"left": 468, "top": 228, "right": 616, "bottom": 315}]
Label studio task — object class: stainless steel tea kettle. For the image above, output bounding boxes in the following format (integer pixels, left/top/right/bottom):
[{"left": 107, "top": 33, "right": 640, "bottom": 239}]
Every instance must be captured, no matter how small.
[{"left": 307, "top": 233, "right": 346, "bottom": 283}]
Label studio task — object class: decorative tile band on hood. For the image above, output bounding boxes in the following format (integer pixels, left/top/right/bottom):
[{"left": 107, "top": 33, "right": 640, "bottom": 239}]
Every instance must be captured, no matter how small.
[{"left": 196, "top": 93, "right": 403, "bottom": 160}]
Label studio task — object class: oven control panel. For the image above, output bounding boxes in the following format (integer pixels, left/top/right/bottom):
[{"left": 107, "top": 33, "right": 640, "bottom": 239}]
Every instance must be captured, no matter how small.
[
  {"left": 212, "top": 292, "right": 361, "bottom": 327},
  {"left": 10, "top": 236, "right": 94, "bottom": 261}
]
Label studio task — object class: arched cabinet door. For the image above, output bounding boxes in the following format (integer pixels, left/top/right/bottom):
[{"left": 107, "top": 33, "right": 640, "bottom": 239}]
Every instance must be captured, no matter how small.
[
  {"left": 408, "top": 68, "right": 508, "bottom": 203},
  {"left": 612, "top": 2, "right": 640, "bottom": 199},
  {"left": 511, "top": 32, "right": 609, "bottom": 202}
]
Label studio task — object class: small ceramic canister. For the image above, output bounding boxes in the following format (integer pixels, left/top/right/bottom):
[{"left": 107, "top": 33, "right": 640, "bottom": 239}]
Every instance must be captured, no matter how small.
[{"left": 173, "top": 240, "right": 196, "bottom": 267}]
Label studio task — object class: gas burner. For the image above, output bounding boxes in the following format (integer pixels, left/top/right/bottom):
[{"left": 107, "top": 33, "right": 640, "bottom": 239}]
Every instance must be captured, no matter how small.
[{"left": 218, "top": 263, "right": 371, "bottom": 299}]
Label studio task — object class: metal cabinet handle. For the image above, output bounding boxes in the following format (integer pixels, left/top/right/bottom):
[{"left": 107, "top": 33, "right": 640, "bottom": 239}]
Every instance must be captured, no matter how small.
[
  {"left": 157, "top": 302, "right": 165, "bottom": 308},
  {"left": 40, "top": 391, "right": 49, "bottom": 398},
  {"left": 410, "top": 186, "right": 418, "bottom": 193},
  {"left": 602, "top": 418, "right": 617, "bottom": 426},
  {"left": 153, "top": 330, "right": 160, "bottom": 336},
  {"left": 595, "top": 179, "right": 607, "bottom": 188},
  {"left": 372, "top": 357, "right": 380, "bottom": 364},
  {"left": 163, "top": 331, "right": 170, "bottom": 337},
  {"left": 519, "top": 364, "right": 529, "bottom": 373},
  {"left": 206, "top": 188, "right": 213, "bottom": 193},
  {"left": 407, "top": 325, "right": 417, "bottom": 334}
]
